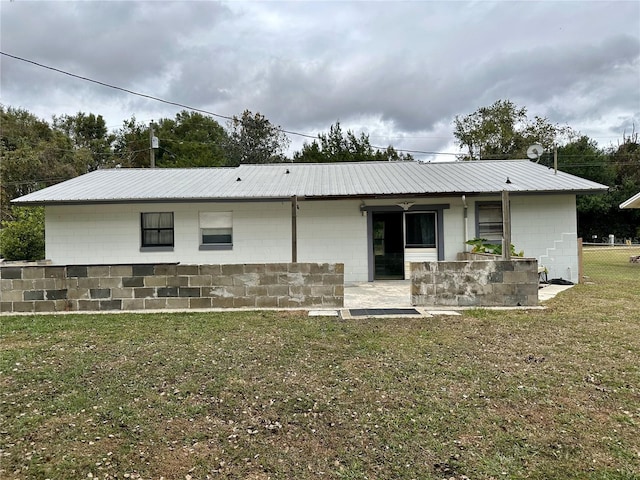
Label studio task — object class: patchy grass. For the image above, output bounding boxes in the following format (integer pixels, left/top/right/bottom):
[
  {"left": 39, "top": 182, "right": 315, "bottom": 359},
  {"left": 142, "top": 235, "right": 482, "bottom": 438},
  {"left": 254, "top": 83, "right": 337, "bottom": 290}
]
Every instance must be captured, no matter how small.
[{"left": 1, "top": 264, "right": 639, "bottom": 479}]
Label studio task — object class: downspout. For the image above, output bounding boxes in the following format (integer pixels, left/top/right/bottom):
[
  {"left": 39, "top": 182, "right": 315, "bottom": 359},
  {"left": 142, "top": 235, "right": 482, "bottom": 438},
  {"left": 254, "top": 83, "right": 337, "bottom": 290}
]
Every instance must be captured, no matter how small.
[{"left": 462, "top": 195, "right": 468, "bottom": 252}]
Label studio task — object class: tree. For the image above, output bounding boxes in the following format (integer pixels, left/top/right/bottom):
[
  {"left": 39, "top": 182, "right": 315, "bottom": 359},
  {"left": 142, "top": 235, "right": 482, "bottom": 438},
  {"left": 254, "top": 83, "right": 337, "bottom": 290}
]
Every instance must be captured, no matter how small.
[
  {"left": 226, "top": 110, "right": 290, "bottom": 165},
  {"left": 0, "top": 206, "right": 45, "bottom": 261},
  {"left": 52, "top": 112, "right": 116, "bottom": 171},
  {"left": 557, "top": 133, "right": 640, "bottom": 241},
  {"left": 453, "top": 99, "right": 572, "bottom": 160},
  {"left": 1, "top": 107, "right": 82, "bottom": 221},
  {"left": 154, "top": 111, "right": 230, "bottom": 167},
  {"left": 556, "top": 135, "right": 614, "bottom": 185},
  {"left": 112, "top": 116, "right": 150, "bottom": 168},
  {"left": 608, "top": 132, "right": 640, "bottom": 240},
  {"left": 612, "top": 130, "right": 640, "bottom": 193},
  {"left": 556, "top": 136, "right": 614, "bottom": 240},
  {"left": 113, "top": 112, "right": 232, "bottom": 168},
  {"left": 293, "top": 121, "right": 413, "bottom": 163}
]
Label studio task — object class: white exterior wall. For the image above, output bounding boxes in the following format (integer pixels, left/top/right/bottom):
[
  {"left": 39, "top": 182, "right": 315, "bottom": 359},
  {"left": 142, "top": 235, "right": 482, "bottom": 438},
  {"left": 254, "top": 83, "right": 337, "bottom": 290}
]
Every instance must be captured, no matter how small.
[
  {"left": 510, "top": 194, "right": 579, "bottom": 283},
  {"left": 44, "top": 193, "right": 580, "bottom": 284},
  {"left": 469, "top": 194, "right": 579, "bottom": 283},
  {"left": 45, "top": 202, "right": 292, "bottom": 266},
  {"left": 442, "top": 200, "right": 467, "bottom": 260},
  {"left": 296, "top": 200, "right": 369, "bottom": 282}
]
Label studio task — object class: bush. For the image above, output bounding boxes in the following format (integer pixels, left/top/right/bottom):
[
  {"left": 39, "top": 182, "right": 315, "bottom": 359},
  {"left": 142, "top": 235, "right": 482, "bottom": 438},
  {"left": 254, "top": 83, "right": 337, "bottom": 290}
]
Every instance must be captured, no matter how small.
[
  {"left": 0, "top": 206, "right": 45, "bottom": 261},
  {"left": 466, "top": 237, "right": 524, "bottom": 257}
]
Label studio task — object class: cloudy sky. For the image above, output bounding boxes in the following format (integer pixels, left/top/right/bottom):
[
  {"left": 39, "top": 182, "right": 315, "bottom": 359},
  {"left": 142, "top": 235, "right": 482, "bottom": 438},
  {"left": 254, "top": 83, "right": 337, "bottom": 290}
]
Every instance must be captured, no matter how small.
[{"left": 1, "top": 0, "right": 639, "bottom": 161}]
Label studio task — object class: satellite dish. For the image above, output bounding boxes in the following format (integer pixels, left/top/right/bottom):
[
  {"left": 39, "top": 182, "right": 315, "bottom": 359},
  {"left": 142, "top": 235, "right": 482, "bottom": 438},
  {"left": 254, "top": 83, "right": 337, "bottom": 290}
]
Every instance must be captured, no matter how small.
[{"left": 527, "top": 144, "right": 544, "bottom": 162}]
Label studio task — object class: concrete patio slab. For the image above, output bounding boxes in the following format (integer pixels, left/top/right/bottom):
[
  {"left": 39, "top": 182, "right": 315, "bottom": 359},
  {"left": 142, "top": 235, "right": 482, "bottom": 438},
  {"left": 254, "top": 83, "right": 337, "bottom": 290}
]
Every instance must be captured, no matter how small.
[
  {"left": 344, "top": 280, "right": 574, "bottom": 311},
  {"left": 344, "top": 280, "right": 412, "bottom": 309},
  {"left": 538, "top": 284, "right": 575, "bottom": 301},
  {"left": 426, "top": 310, "right": 462, "bottom": 316},
  {"left": 308, "top": 310, "right": 340, "bottom": 317}
]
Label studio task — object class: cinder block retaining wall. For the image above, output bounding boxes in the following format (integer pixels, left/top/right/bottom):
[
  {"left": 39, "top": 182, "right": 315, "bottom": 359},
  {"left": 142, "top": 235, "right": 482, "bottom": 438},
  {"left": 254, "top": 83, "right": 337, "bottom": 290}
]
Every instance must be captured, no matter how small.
[
  {"left": 0, "top": 263, "right": 344, "bottom": 313},
  {"left": 411, "top": 259, "right": 539, "bottom": 307}
]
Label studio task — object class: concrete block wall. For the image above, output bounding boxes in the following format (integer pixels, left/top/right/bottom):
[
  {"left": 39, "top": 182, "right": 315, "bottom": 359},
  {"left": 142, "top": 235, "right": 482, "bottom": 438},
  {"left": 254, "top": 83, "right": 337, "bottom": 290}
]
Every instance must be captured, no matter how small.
[
  {"left": 509, "top": 195, "right": 579, "bottom": 283},
  {"left": 411, "top": 259, "right": 539, "bottom": 307},
  {"left": 0, "top": 263, "right": 344, "bottom": 313},
  {"left": 297, "top": 200, "right": 369, "bottom": 283}
]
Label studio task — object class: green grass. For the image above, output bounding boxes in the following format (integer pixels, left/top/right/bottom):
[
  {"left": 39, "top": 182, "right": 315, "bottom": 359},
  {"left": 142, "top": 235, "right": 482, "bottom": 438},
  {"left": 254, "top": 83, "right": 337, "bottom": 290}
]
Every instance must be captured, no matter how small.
[
  {"left": 583, "top": 245, "right": 640, "bottom": 282},
  {"left": 1, "top": 259, "right": 639, "bottom": 479}
]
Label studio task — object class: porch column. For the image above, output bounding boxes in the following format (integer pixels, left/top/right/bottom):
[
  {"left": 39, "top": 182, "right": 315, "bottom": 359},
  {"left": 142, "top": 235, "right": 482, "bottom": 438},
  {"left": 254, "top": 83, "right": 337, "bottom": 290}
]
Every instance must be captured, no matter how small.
[
  {"left": 291, "top": 195, "right": 298, "bottom": 262},
  {"left": 501, "top": 190, "right": 512, "bottom": 260}
]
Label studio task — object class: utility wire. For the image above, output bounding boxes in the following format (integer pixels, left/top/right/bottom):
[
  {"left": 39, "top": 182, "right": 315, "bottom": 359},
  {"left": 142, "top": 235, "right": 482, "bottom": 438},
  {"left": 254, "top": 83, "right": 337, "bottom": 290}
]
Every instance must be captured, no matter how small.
[
  {"left": 0, "top": 51, "right": 457, "bottom": 156},
  {"left": 2, "top": 52, "right": 636, "bottom": 158},
  {"left": 1, "top": 52, "right": 235, "bottom": 124},
  {"left": 0, "top": 51, "right": 318, "bottom": 140}
]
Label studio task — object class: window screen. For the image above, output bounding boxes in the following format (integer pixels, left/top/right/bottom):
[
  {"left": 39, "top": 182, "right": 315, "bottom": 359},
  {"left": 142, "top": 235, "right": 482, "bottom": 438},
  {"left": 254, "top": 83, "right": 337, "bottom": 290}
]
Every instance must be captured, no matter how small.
[
  {"left": 477, "top": 203, "right": 503, "bottom": 242},
  {"left": 200, "top": 212, "right": 232, "bottom": 245}
]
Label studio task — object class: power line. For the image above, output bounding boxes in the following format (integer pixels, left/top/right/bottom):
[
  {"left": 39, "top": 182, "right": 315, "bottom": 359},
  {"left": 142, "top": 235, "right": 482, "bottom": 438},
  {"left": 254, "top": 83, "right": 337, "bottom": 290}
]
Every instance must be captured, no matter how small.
[
  {"left": 0, "top": 52, "right": 236, "bottom": 123},
  {"left": 0, "top": 51, "right": 318, "bottom": 138},
  {"left": 0, "top": 51, "right": 454, "bottom": 156},
  {"left": 3, "top": 51, "right": 637, "bottom": 159}
]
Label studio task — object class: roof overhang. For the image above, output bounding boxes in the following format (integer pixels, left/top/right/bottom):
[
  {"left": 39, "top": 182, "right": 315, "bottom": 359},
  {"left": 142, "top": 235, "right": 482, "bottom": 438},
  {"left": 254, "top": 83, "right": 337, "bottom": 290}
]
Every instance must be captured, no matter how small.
[
  {"left": 620, "top": 192, "right": 640, "bottom": 209},
  {"left": 13, "top": 196, "right": 296, "bottom": 206},
  {"left": 14, "top": 189, "right": 608, "bottom": 207}
]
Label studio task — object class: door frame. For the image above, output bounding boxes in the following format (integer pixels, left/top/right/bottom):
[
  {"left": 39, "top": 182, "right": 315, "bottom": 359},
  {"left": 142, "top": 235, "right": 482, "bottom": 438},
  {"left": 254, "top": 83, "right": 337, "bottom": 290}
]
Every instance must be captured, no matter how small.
[
  {"left": 372, "top": 211, "right": 405, "bottom": 280},
  {"left": 363, "top": 203, "right": 449, "bottom": 282}
]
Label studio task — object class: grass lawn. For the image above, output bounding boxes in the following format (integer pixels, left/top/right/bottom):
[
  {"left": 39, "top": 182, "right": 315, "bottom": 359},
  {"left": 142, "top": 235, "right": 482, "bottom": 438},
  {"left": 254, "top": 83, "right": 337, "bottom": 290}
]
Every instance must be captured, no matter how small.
[
  {"left": 1, "top": 256, "right": 639, "bottom": 479},
  {"left": 583, "top": 245, "right": 640, "bottom": 282}
]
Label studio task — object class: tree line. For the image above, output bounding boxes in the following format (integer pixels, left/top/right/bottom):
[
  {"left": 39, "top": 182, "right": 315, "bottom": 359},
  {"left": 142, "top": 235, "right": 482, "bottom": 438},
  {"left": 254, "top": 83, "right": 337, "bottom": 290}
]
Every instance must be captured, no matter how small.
[
  {"left": 0, "top": 106, "right": 413, "bottom": 214},
  {"left": 1, "top": 101, "right": 638, "bottom": 260},
  {"left": 453, "top": 100, "right": 639, "bottom": 243}
]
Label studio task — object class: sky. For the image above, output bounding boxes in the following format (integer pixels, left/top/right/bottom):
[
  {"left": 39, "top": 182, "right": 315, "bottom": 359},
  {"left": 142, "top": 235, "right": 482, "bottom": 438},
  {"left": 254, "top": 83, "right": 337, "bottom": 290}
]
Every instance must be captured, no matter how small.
[{"left": 1, "top": 0, "right": 639, "bottom": 161}]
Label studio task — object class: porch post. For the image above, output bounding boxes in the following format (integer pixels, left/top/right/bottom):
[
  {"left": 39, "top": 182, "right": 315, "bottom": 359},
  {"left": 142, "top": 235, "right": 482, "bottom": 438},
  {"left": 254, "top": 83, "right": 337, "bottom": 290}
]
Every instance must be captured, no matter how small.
[
  {"left": 501, "top": 190, "right": 511, "bottom": 260},
  {"left": 291, "top": 195, "right": 298, "bottom": 262}
]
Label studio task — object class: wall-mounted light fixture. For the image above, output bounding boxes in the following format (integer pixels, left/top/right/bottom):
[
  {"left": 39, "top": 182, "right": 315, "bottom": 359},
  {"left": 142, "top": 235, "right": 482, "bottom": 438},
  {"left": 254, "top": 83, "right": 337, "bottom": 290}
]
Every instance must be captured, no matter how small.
[{"left": 396, "top": 201, "right": 414, "bottom": 211}]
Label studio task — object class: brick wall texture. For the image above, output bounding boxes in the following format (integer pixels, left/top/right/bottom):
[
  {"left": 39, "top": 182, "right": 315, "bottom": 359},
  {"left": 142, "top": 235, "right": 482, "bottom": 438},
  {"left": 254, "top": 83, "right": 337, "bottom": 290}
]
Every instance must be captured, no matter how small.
[
  {"left": 411, "top": 259, "right": 539, "bottom": 307},
  {"left": 1, "top": 263, "right": 344, "bottom": 313}
]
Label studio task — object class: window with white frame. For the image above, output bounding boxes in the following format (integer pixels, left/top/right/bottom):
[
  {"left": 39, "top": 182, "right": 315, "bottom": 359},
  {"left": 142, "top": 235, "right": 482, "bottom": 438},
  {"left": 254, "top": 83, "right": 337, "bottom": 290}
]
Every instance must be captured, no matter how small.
[
  {"left": 199, "top": 212, "right": 232, "bottom": 250},
  {"left": 476, "top": 202, "right": 503, "bottom": 242},
  {"left": 141, "top": 212, "right": 174, "bottom": 249}
]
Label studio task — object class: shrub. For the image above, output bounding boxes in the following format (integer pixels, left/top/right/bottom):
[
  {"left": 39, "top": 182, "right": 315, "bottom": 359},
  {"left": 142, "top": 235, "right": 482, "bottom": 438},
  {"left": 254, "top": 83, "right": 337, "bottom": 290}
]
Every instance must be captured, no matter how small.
[
  {"left": 0, "top": 206, "right": 45, "bottom": 261},
  {"left": 466, "top": 237, "right": 524, "bottom": 257}
]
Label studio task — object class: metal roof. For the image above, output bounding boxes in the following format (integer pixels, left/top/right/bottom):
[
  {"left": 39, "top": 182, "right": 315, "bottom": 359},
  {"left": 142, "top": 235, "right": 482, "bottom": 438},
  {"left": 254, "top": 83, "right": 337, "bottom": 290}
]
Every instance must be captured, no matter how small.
[
  {"left": 12, "top": 160, "right": 608, "bottom": 205},
  {"left": 620, "top": 191, "right": 640, "bottom": 209}
]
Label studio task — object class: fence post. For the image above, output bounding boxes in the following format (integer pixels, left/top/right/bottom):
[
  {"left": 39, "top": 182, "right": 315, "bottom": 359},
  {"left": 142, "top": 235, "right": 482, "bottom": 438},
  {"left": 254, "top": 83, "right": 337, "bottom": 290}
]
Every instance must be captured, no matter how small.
[{"left": 577, "top": 237, "right": 583, "bottom": 283}]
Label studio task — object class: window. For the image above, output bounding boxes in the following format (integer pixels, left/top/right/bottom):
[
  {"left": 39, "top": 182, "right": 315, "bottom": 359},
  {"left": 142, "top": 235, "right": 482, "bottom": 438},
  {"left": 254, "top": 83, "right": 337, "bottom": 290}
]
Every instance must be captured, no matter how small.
[
  {"left": 199, "top": 212, "right": 232, "bottom": 250},
  {"left": 405, "top": 212, "right": 436, "bottom": 248},
  {"left": 141, "top": 212, "right": 174, "bottom": 248},
  {"left": 477, "top": 203, "right": 503, "bottom": 242}
]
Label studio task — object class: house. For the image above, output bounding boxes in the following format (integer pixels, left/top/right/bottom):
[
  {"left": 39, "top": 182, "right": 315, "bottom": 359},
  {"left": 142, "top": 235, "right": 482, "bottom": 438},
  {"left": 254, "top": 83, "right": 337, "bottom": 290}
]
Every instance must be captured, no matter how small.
[
  {"left": 12, "top": 160, "right": 607, "bottom": 284},
  {"left": 620, "top": 192, "right": 640, "bottom": 209}
]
